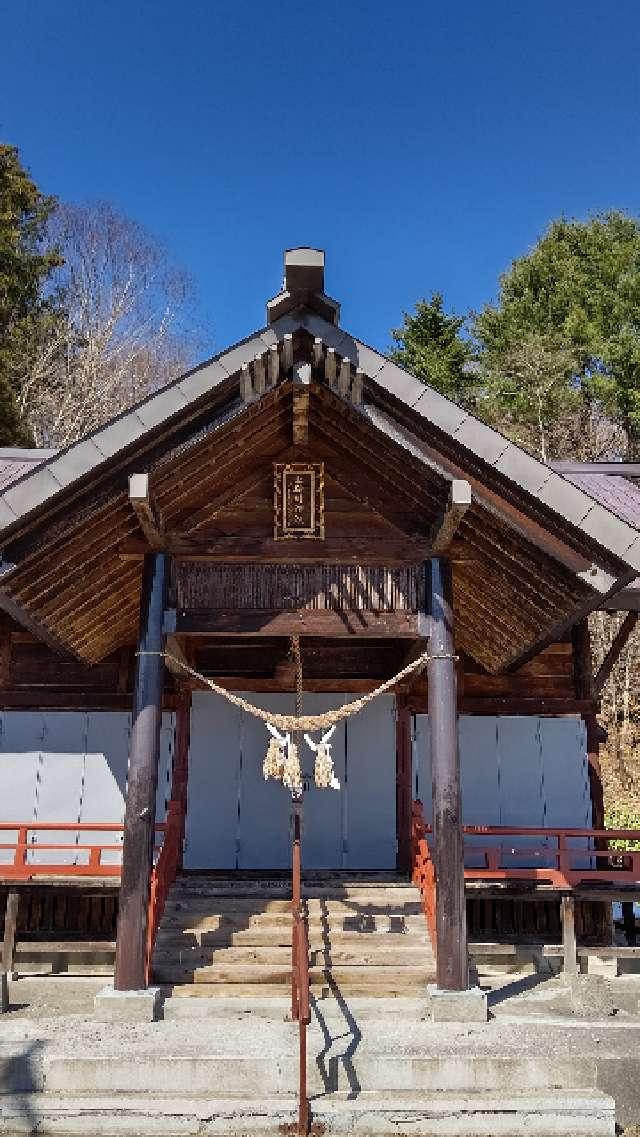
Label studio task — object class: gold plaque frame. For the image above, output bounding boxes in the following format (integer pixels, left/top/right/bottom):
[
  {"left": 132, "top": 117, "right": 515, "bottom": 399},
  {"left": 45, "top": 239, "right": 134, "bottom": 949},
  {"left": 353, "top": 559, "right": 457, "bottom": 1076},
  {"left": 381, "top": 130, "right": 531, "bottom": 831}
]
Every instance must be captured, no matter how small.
[{"left": 274, "top": 462, "right": 325, "bottom": 540}]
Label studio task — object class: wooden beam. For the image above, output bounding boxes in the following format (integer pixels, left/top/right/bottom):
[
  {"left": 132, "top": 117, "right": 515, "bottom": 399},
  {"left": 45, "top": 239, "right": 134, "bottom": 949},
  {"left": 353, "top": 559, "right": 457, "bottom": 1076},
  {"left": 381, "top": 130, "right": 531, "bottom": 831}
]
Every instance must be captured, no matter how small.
[
  {"left": 572, "top": 618, "right": 594, "bottom": 700},
  {"left": 165, "top": 633, "right": 193, "bottom": 682},
  {"left": 114, "top": 552, "right": 168, "bottom": 991},
  {"left": 0, "top": 690, "right": 180, "bottom": 710},
  {"left": 282, "top": 333, "right": 293, "bottom": 376},
  {"left": 325, "top": 347, "right": 337, "bottom": 389},
  {"left": 593, "top": 611, "right": 639, "bottom": 696},
  {"left": 0, "top": 616, "right": 12, "bottom": 688},
  {"left": 119, "top": 536, "right": 431, "bottom": 564},
  {"left": 430, "top": 480, "right": 472, "bottom": 554},
  {"left": 173, "top": 608, "right": 422, "bottom": 638},
  {"left": 129, "top": 473, "right": 164, "bottom": 550},
  {"left": 604, "top": 585, "right": 640, "bottom": 611},
  {"left": 292, "top": 386, "right": 309, "bottom": 446},
  {"left": 338, "top": 358, "right": 351, "bottom": 398}
]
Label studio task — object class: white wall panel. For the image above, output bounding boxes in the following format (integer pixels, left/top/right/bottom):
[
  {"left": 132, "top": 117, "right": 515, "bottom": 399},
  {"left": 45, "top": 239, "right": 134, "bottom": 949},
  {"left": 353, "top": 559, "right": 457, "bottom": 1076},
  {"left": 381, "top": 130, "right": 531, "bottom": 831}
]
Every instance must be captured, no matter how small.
[
  {"left": 156, "top": 716, "right": 175, "bottom": 825},
  {"left": 412, "top": 714, "right": 591, "bottom": 869},
  {"left": 344, "top": 694, "right": 396, "bottom": 869},
  {"left": 0, "top": 710, "right": 177, "bottom": 871},
  {"left": 460, "top": 717, "right": 501, "bottom": 866},
  {"left": 237, "top": 694, "right": 293, "bottom": 870},
  {"left": 29, "top": 713, "right": 86, "bottom": 865},
  {"left": 0, "top": 713, "right": 43, "bottom": 864},
  {"left": 80, "top": 712, "right": 130, "bottom": 867},
  {"left": 300, "top": 694, "right": 346, "bottom": 870},
  {"left": 186, "top": 692, "right": 397, "bottom": 871},
  {"left": 185, "top": 692, "right": 241, "bottom": 869},
  {"left": 539, "top": 717, "right": 592, "bottom": 868}
]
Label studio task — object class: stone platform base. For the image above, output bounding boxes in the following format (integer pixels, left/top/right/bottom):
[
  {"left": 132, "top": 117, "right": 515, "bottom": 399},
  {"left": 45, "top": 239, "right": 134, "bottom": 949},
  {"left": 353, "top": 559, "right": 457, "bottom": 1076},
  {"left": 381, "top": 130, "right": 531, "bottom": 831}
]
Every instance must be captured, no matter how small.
[
  {"left": 0, "top": 1089, "right": 615, "bottom": 1135},
  {"left": 94, "top": 984, "right": 161, "bottom": 1022},
  {"left": 426, "top": 983, "right": 488, "bottom": 1022}
]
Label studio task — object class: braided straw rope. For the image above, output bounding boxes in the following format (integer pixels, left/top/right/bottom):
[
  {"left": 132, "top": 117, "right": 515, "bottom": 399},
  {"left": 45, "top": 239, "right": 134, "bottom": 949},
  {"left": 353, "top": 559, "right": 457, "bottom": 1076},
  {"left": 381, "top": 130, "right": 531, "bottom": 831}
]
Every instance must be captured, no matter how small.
[{"left": 138, "top": 648, "right": 455, "bottom": 732}]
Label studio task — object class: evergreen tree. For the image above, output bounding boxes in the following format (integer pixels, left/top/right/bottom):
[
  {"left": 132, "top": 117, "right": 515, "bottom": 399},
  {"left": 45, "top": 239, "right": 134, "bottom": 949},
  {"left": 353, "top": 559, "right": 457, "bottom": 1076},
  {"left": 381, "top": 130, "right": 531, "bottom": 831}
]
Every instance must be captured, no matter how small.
[
  {"left": 475, "top": 212, "right": 640, "bottom": 458},
  {"left": 388, "top": 294, "right": 478, "bottom": 408},
  {"left": 0, "top": 143, "right": 61, "bottom": 445}
]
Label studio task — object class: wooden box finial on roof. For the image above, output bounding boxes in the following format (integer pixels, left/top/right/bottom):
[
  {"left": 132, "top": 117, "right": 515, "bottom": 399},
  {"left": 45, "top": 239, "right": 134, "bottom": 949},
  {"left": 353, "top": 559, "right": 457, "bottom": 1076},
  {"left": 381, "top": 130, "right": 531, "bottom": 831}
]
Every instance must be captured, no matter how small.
[{"left": 267, "top": 247, "right": 340, "bottom": 326}]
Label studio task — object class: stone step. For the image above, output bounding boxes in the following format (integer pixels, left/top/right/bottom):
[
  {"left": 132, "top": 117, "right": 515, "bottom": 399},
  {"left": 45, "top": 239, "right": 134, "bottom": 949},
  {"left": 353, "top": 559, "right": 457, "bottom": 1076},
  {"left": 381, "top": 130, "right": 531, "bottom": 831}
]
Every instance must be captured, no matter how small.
[
  {"left": 0, "top": 1089, "right": 615, "bottom": 1136},
  {"left": 154, "top": 944, "right": 433, "bottom": 967}
]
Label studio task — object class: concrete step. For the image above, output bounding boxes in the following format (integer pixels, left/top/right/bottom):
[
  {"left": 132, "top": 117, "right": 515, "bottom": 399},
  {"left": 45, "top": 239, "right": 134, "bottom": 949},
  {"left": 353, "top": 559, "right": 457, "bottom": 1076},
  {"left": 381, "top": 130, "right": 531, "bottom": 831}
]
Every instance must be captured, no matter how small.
[
  {"left": 0, "top": 1089, "right": 615, "bottom": 1136},
  {"left": 40, "top": 1051, "right": 608, "bottom": 1097},
  {"left": 164, "top": 979, "right": 433, "bottom": 997}
]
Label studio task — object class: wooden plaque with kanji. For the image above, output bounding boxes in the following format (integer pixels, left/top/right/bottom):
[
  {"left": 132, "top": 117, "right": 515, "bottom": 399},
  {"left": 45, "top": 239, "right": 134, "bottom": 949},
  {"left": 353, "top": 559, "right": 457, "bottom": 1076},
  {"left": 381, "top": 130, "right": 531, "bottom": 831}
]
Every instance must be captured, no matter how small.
[{"left": 274, "top": 462, "right": 324, "bottom": 539}]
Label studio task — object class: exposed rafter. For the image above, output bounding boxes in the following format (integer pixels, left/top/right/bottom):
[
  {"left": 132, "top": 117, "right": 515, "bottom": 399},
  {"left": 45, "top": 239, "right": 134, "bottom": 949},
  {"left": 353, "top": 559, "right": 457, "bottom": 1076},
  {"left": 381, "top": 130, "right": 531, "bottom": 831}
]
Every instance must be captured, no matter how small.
[
  {"left": 430, "top": 480, "right": 472, "bottom": 554},
  {"left": 128, "top": 473, "right": 164, "bottom": 550}
]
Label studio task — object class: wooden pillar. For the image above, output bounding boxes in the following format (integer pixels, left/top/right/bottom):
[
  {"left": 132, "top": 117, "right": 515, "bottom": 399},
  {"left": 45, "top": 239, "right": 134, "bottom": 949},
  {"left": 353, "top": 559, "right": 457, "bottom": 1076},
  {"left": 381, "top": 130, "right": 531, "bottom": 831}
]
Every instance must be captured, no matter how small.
[
  {"left": 425, "top": 557, "right": 468, "bottom": 991},
  {"left": 396, "top": 695, "right": 413, "bottom": 873},
  {"left": 572, "top": 620, "right": 606, "bottom": 830},
  {"left": 114, "top": 552, "right": 168, "bottom": 991},
  {"left": 1, "top": 890, "right": 19, "bottom": 1010},
  {"left": 561, "top": 895, "right": 578, "bottom": 976}
]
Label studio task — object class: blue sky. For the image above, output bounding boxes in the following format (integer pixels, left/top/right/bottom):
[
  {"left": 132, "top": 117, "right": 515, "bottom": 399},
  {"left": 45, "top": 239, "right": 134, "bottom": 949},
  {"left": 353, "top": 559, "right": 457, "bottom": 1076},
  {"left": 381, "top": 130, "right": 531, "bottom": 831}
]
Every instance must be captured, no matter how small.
[{"left": 1, "top": 1, "right": 638, "bottom": 356}]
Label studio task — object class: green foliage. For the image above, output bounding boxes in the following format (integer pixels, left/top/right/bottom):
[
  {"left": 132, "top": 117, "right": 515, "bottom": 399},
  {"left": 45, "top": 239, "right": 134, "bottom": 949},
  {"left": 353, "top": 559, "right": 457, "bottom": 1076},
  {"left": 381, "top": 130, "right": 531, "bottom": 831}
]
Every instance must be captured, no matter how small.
[
  {"left": 389, "top": 293, "right": 478, "bottom": 408},
  {"left": 604, "top": 806, "right": 640, "bottom": 850},
  {"left": 475, "top": 212, "right": 640, "bottom": 457},
  {"left": 0, "top": 143, "right": 61, "bottom": 445}
]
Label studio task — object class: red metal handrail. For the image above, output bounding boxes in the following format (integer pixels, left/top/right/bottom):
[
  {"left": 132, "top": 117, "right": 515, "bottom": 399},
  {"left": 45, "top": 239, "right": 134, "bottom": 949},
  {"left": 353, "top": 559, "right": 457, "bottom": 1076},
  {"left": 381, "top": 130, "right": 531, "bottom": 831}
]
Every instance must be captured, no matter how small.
[
  {"left": 145, "top": 800, "right": 183, "bottom": 983},
  {"left": 411, "top": 801, "right": 437, "bottom": 949},
  {"left": 291, "top": 805, "right": 310, "bottom": 1136}
]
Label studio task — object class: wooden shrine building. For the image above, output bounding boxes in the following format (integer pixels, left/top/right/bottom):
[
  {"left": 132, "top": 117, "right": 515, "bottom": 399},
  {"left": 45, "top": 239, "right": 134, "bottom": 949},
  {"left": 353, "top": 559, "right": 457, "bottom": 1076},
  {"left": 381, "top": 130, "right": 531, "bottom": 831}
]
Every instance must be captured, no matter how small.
[{"left": 1, "top": 248, "right": 640, "bottom": 1003}]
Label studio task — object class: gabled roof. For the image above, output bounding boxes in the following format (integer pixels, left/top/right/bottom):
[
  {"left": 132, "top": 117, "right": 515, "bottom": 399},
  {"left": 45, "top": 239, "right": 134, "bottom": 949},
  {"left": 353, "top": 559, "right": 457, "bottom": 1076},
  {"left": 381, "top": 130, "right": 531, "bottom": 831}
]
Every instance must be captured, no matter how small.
[
  {"left": 0, "top": 249, "right": 639, "bottom": 671},
  {"left": 2, "top": 304, "right": 640, "bottom": 571}
]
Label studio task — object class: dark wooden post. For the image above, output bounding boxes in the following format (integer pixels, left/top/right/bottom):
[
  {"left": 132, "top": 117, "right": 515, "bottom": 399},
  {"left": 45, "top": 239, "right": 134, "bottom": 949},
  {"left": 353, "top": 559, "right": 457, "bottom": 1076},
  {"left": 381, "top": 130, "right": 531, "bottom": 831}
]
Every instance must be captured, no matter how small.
[
  {"left": 426, "top": 557, "right": 468, "bottom": 991},
  {"left": 114, "top": 552, "right": 168, "bottom": 991}
]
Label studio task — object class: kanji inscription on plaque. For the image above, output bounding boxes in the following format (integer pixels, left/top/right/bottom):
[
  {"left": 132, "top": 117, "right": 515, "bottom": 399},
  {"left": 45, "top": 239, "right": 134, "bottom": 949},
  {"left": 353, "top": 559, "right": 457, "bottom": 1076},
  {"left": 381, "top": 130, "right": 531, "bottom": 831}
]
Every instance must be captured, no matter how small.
[{"left": 274, "top": 463, "right": 324, "bottom": 539}]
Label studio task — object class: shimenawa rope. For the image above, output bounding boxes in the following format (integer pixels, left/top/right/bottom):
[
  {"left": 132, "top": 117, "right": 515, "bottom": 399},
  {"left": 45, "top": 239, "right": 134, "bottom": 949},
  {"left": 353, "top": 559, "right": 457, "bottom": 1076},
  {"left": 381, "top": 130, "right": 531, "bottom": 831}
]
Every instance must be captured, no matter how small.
[{"left": 136, "top": 647, "right": 456, "bottom": 732}]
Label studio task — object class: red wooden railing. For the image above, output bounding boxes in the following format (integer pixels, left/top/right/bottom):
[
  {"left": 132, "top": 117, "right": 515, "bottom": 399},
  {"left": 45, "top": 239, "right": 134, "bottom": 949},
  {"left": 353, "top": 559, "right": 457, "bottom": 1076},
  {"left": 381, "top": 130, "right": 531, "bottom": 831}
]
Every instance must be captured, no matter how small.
[
  {"left": 0, "top": 821, "right": 162, "bottom": 878},
  {"left": 291, "top": 806, "right": 310, "bottom": 1136},
  {"left": 411, "top": 799, "right": 640, "bottom": 893},
  {"left": 461, "top": 824, "right": 640, "bottom": 887}
]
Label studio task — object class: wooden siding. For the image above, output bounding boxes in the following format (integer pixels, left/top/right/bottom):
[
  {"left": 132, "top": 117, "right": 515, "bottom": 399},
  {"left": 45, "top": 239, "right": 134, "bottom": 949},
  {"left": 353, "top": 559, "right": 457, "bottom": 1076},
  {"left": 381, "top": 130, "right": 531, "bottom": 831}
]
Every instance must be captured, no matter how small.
[{"left": 175, "top": 564, "right": 424, "bottom": 612}]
